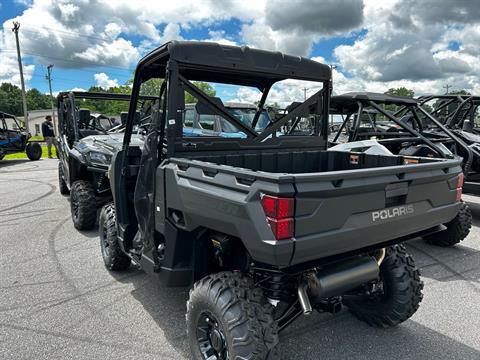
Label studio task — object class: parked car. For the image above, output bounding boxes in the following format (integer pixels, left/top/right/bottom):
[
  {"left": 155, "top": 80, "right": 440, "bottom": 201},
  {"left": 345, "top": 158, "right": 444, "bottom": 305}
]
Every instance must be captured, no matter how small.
[
  {"left": 100, "top": 41, "right": 464, "bottom": 359},
  {"left": 0, "top": 111, "right": 42, "bottom": 161}
]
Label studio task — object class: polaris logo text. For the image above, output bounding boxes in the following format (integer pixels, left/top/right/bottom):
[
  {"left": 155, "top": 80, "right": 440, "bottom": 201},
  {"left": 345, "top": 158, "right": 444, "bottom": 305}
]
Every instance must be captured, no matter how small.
[{"left": 372, "top": 205, "right": 414, "bottom": 222}]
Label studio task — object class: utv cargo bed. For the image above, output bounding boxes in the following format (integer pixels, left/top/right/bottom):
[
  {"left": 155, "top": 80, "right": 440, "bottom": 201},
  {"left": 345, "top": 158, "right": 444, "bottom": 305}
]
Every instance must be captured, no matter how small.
[{"left": 161, "top": 149, "right": 462, "bottom": 268}]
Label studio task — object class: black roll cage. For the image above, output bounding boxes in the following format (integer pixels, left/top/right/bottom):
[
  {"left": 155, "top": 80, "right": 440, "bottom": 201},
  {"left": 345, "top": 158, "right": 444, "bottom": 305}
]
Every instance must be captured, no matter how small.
[
  {"left": 418, "top": 95, "right": 480, "bottom": 129},
  {"left": 0, "top": 111, "right": 23, "bottom": 132},
  {"left": 332, "top": 94, "right": 475, "bottom": 171},
  {"left": 122, "top": 42, "right": 332, "bottom": 165},
  {"left": 57, "top": 91, "right": 158, "bottom": 142},
  {"left": 331, "top": 95, "right": 468, "bottom": 161}
]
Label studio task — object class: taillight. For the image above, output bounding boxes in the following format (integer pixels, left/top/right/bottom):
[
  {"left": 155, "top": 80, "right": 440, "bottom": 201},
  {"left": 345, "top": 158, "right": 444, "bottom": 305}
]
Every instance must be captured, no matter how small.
[
  {"left": 261, "top": 194, "right": 294, "bottom": 240},
  {"left": 456, "top": 172, "right": 464, "bottom": 202}
]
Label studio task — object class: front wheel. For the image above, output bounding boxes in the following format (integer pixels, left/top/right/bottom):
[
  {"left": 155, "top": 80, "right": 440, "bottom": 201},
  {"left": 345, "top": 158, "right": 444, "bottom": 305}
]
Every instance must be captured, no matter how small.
[
  {"left": 343, "top": 244, "right": 423, "bottom": 328},
  {"left": 26, "top": 142, "right": 42, "bottom": 161},
  {"left": 99, "top": 203, "right": 130, "bottom": 271},
  {"left": 424, "top": 202, "right": 472, "bottom": 247},
  {"left": 70, "top": 180, "right": 97, "bottom": 230},
  {"left": 187, "top": 272, "right": 280, "bottom": 360}
]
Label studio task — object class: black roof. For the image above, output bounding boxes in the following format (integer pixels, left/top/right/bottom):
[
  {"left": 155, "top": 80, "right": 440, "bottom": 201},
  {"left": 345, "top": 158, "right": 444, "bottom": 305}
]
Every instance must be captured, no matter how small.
[
  {"left": 334, "top": 92, "right": 418, "bottom": 106},
  {"left": 137, "top": 41, "right": 331, "bottom": 88}
]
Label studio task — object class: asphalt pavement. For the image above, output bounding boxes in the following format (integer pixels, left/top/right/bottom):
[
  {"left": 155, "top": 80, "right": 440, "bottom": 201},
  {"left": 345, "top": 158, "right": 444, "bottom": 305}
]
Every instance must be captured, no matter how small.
[{"left": 1, "top": 158, "right": 479, "bottom": 359}]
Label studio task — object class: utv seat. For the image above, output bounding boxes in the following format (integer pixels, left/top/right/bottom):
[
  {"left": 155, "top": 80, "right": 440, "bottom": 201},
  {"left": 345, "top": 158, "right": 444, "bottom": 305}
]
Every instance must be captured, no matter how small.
[
  {"left": 78, "top": 109, "right": 91, "bottom": 129},
  {"left": 77, "top": 109, "right": 104, "bottom": 138}
]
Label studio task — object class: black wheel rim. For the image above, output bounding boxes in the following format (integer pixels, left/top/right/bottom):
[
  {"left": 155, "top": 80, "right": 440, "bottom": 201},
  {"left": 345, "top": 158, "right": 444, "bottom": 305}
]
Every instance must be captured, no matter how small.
[{"left": 196, "top": 311, "right": 228, "bottom": 360}]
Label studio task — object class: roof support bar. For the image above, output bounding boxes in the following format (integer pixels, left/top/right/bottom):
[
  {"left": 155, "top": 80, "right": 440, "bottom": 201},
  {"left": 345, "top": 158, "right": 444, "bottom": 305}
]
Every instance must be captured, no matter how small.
[
  {"left": 254, "top": 87, "right": 326, "bottom": 142},
  {"left": 178, "top": 73, "right": 257, "bottom": 138},
  {"left": 368, "top": 101, "right": 446, "bottom": 158}
]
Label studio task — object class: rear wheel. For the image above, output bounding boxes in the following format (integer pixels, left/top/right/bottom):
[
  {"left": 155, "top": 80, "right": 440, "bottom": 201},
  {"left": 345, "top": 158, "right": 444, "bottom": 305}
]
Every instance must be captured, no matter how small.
[
  {"left": 343, "top": 244, "right": 423, "bottom": 328},
  {"left": 58, "top": 163, "right": 69, "bottom": 195},
  {"left": 26, "top": 142, "right": 42, "bottom": 161},
  {"left": 70, "top": 180, "right": 97, "bottom": 230},
  {"left": 187, "top": 272, "right": 279, "bottom": 360},
  {"left": 424, "top": 202, "right": 472, "bottom": 247},
  {"left": 99, "top": 203, "right": 130, "bottom": 271}
]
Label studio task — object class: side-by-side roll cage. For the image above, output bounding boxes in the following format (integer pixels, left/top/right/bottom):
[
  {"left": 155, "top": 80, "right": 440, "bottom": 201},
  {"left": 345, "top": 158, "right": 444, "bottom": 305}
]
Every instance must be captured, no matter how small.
[
  {"left": 122, "top": 41, "right": 332, "bottom": 161},
  {"left": 330, "top": 92, "right": 473, "bottom": 171}
]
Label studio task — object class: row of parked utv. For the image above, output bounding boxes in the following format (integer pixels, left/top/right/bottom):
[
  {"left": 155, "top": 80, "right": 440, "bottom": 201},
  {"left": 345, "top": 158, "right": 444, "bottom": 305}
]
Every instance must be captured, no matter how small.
[{"left": 54, "top": 41, "right": 477, "bottom": 360}]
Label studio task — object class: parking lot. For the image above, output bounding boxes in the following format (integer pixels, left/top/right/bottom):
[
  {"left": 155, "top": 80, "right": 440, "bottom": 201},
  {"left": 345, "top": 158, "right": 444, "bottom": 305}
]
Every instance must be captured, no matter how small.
[{"left": 1, "top": 158, "right": 479, "bottom": 360}]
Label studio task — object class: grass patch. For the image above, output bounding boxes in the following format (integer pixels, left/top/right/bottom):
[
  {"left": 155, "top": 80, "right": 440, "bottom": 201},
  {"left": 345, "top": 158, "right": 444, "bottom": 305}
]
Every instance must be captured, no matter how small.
[{"left": 4, "top": 145, "right": 57, "bottom": 160}]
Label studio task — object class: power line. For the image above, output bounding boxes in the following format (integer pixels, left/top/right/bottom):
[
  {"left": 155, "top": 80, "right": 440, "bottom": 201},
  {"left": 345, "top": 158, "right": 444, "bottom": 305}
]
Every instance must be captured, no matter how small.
[
  {"left": 9, "top": 23, "right": 117, "bottom": 44},
  {"left": 0, "top": 49, "right": 135, "bottom": 72}
]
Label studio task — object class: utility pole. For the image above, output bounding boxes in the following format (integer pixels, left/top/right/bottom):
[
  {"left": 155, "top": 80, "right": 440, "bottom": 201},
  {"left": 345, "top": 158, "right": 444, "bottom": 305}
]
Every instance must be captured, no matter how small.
[
  {"left": 12, "top": 21, "right": 29, "bottom": 134},
  {"left": 46, "top": 64, "right": 57, "bottom": 135},
  {"left": 303, "top": 87, "right": 307, "bottom": 101},
  {"left": 443, "top": 84, "right": 451, "bottom": 94}
]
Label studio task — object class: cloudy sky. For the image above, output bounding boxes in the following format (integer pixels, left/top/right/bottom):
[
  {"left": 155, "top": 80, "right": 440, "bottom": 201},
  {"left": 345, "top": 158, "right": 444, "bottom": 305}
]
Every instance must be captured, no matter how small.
[{"left": 1, "top": 0, "right": 479, "bottom": 103}]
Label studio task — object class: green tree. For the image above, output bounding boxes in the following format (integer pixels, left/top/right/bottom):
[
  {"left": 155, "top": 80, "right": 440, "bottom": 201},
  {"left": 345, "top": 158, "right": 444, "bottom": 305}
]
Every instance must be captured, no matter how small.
[
  {"left": 448, "top": 89, "right": 471, "bottom": 95},
  {"left": 185, "top": 81, "right": 216, "bottom": 104},
  {"left": 384, "top": 87, "right": 415, "bottom": 115},
  {"left": 26, "top": 88, "right": 51, "bottom": 110},
  {"left": 385, "top": 87, "right": 415, "bottom": 98},
  {"left": 0, "top": 82, "right": 23, "bottom": 115}
]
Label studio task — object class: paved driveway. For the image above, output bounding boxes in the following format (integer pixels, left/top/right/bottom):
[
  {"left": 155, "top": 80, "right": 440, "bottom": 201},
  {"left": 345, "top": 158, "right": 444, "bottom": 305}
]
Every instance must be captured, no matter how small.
[{"left": 1, "top": 159, "right": 479, "bottom": 359}]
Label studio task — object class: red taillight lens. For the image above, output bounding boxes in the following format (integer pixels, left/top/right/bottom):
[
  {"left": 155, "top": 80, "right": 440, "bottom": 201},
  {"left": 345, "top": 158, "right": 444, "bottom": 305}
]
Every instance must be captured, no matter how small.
[
  {"left": 456, "top": 172, "right": 464, "bottom": 202},
  {"left": 261, "top": 194, "right": 294, "bottom": 219},
  {"left": 261, "top": 194, "right": 295, "bottom": 240},
  {"left": 267, "top": 218, "right": 294, "bottom": 240}
]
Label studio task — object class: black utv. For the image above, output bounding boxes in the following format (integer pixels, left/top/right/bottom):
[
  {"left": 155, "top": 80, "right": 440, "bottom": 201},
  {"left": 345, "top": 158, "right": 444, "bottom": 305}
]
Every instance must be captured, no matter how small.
[
  {"left": 328, "top": 92, "right": 472, "bottom": 247},
  {"left": 0, "top": 111, "right": 42, "bottom": 161},
  {"left": 418, "top": 94, "right": 480, "bottom": 196},
  {"left": 56, "top": 91, "right": 155, "bottom": 230},
  {"left": 100, "top": 41, "right": 464, "bottom": 359}
]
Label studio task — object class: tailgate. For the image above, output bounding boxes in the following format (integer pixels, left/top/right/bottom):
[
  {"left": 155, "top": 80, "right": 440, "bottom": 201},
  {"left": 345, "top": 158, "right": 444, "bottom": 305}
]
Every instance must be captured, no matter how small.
[{"left": 291, "top": 159, "right": 463, "bottom": 265}]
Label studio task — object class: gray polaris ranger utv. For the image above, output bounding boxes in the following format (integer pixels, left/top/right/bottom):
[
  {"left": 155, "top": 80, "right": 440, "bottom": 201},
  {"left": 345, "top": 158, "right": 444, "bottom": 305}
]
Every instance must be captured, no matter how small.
[
  {"left": 57, "top": 91, "right": 155, "bottom": 230},
  {"left": 100, "top": 41, "right": 464, "bottom": 359}
]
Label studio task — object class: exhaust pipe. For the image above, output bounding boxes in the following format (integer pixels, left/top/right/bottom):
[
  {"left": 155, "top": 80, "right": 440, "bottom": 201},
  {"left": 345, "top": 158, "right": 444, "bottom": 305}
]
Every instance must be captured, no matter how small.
[
  {"left": 297, "top": 282, "right": 312, "bottom": 315},
  {"left": 307, "top": 256, "right": 379, "bottom": 301}
]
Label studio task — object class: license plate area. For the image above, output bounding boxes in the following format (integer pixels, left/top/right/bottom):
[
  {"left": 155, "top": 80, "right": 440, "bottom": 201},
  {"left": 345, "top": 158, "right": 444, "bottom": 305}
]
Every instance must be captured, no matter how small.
[{"left": 385, "top": 182, "right": 409, "bottom": 207}]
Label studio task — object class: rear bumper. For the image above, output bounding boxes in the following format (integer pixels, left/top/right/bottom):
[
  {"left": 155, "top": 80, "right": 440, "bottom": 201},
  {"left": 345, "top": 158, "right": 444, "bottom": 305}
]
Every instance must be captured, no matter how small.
[{"left": 290, "top": 201, "right": 460, "bottom": 266}]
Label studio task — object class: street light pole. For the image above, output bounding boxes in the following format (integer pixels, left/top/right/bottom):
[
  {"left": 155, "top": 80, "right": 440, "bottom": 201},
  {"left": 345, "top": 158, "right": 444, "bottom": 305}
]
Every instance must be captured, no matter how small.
[
  {"left": 46, "top": 64, "right": 57, "bottom": 135},
  {"left": 12, "top": 21, "right": 29, "bottom": 134}
]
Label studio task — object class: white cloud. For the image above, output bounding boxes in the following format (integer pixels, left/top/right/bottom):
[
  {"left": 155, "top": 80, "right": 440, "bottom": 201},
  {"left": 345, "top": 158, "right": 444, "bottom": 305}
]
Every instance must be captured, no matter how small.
[
  {"left": 241, "top": 0, "right": 364, "bottom": 56},
  {"left": 0, "top": 29, "right": 35, "bottom": 86},
  {"left": 334, "top": 0, "right": 480, "bottom": 94},
  {"left": 94, "top": 73, "right": 119, "bottom": 89}
]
